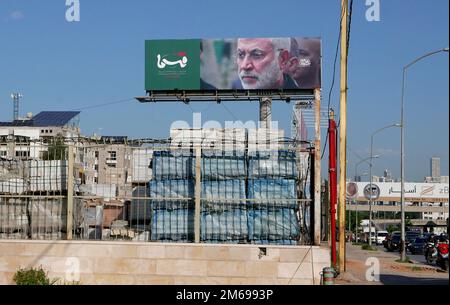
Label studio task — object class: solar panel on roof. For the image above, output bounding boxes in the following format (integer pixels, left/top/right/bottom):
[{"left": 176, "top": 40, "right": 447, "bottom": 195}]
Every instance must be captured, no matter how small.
[{"left": 32, "top": 111, "right": 80, "bottom": 127}]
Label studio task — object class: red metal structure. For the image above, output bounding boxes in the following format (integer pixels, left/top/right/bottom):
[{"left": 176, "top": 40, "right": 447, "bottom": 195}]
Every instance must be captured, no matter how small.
[{"left": 328, "top": 112, "right": 337, "bottom": 268}]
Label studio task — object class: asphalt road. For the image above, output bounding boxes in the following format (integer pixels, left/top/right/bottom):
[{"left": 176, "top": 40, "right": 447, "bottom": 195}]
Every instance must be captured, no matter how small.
[{"left": 340, "top": 243, "right": 449, "bottom": 285}]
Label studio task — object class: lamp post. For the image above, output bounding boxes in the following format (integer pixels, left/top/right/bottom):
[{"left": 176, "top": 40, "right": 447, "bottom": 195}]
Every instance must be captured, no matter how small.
[
  {"left": 400, "top": 47, "right": 449, "bottom": 260},
  {"left": 354, "top": 157, "right": 375, "bottom": 243},
  {"left": 368, "top": 124, "right": 400, "bottom": 247}
]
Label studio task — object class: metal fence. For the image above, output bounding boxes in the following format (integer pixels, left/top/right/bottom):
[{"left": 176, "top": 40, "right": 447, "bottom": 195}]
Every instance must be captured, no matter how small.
[{"left": 0, "top": 136, "right": 314, "bottom": 245}]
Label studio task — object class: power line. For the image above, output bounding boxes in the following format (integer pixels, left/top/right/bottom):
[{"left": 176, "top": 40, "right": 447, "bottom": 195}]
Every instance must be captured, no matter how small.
[
  {"left": 321, "top": 1, "right": 346, "bottom": 160},
  {"left": 73, "top": 97, "right": 135, "bottom": 111}
]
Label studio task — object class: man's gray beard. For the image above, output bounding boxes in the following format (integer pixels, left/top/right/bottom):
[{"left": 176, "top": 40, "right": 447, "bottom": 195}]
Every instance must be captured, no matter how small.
[{"left": 239, "top": 59, "right": 282, "bottom": 90}]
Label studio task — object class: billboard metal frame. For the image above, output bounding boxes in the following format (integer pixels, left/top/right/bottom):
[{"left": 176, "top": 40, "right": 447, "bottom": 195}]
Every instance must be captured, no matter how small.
[{"left": 136, "top": 89, "right": 316, "bottom": 103}]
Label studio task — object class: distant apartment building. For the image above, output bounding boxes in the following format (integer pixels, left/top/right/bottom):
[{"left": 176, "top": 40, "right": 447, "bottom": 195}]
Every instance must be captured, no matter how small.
[
  {"left": 431, "top": 157, "right": 441, "bottom": 182},
  {"left": 0, "top": 111, "right": 81, "bottom": 159}
]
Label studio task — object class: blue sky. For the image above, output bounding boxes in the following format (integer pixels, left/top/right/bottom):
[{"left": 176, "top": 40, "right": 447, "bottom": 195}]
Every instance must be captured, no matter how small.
[{"left": 0, "top": 0, "right": 448, "bottom": 181}]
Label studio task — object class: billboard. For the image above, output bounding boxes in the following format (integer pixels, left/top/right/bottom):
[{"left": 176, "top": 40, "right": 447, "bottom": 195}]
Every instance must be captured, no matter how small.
[
  {"left": 349, "top": 182, "right": 449, "bottom": 202},
  {"left": 145, "top": 37, "right": 321, "bottom": 91}
]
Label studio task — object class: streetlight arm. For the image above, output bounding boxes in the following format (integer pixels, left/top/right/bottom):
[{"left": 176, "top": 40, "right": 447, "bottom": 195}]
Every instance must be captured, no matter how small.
[
  {"left": 404, "top": 48, "right": 449, "bottom": 70},
  {"left": 399, "top": 47, "right": 449, "bottom": 261}
]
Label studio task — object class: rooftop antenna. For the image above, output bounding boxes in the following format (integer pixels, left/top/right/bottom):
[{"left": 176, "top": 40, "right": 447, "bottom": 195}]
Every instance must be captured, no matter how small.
[{"left": 10, "top": 92, "right": 23, "bottom": 121}]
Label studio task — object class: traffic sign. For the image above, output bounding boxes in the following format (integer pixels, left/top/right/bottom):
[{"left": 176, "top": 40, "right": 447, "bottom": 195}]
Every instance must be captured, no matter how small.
[{"left": 363, "top": 183, "right": 380, "bottom": 200}]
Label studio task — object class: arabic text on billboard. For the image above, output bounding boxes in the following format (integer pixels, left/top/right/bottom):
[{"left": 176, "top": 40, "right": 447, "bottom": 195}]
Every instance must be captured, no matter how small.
[{"left": 145, "top": 37, "right": 322, "bottom": 91}]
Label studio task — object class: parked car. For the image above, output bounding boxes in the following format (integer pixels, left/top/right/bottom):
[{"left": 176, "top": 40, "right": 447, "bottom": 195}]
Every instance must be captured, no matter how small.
[
  {"left": 386, "top": 232, "right": 401, "bottom": 251},
  {"left": 405, "top": 231, "right": 421, "bottom": 249},
  {"left": 376, "top": 231, "right": 389, "bottom": 245},
  {"left": 407, "top": 236, "right": 426, "bottom": 254}
]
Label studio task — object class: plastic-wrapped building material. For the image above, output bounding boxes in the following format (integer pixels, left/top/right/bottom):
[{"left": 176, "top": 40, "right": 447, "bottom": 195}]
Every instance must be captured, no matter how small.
[
  {"left": 0, "top": 178, "right": 27, "bottom": 194},
  {"left": 149, "top": 180, "right": 194, "bottom": 199},
  {"left": 79, "top": 184, "right": 117, "bottom": 200},
  {"left": 201, "top": 208, "right": 248, "bottom": 242},
  {"left": 248, "top": 151, "right": 298, "bottom": 179},
  {"left": 170, "top": 128, "right": 246, "bottom": 152},
  {"left": 0, "top": 198, "right": 29, "bottom": 233},
  {"left": 193, "top": 154, "right": 246, "bottom": 180},
  {"left": 29, "top": 199, "right": 67, "bottom": 232},
  {"left": 150, "top": 208, "right": 194, "bottom": 242},
  {"left": 247, "top": 208, "right": 300, "bottom": 241},
  {"left": 29, "top": 160, "right": 68, "bottom": 192},
  {"left": 152, "top": 150, "right": 193, "bottom": 180},
  {"left": 131, "top": 148, "right": 153, "bottom": 183},
  {"left": 201, "top": 180, "right": 246, "bottom": 209},
  {"left": 247, "top": 179, "right": 297, "bottom": 208}
]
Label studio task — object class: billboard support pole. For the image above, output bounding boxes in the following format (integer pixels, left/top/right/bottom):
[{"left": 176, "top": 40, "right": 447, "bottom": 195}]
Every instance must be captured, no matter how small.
[
  {"left": 259, "top": 97, "right": 272, "bottom": 129},
  {"left": 338, "top": 0, "right": 349, "bottom": 273},
  {"left": 313, "top": 88, "right": 321, "bottom": 245}
]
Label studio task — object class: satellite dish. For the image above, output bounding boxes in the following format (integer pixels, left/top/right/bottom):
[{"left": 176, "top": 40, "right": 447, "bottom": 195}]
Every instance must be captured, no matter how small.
[{"left": 26, "top": 112, "right": 33, "bottom": 119}]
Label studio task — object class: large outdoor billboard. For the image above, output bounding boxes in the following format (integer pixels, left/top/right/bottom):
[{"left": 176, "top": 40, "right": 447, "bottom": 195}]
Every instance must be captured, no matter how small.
[{"left": 145, "top": 37, "right": 321, "bottom": 91}]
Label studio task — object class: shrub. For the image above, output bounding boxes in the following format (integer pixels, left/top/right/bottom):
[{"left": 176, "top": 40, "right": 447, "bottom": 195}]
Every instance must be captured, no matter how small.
[
  {"left": 13, "top": 266, "right": 58, "bottom": 285},
  {"left": 361, "top": 244, "right": 377, "bottom": 251}
]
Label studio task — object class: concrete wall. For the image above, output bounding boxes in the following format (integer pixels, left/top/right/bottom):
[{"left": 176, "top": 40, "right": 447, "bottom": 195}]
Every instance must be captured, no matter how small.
[{"left": 0, "top": 240, "right": 330, "bottom": 285}]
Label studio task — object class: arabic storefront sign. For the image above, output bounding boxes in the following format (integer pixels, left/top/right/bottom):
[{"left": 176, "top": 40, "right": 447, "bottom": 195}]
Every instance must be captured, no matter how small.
[
  {"left": 145, "top": 37, "right": 322, "bottom": 91},
  {"left": 350, "top": 182, "right": 449, "bottom": 201}
]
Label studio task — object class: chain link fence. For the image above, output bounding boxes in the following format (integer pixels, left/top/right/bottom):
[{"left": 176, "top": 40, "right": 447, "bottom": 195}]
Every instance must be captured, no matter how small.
[{"left": 0, "top": 135, "right": 314, "bottom": 245}]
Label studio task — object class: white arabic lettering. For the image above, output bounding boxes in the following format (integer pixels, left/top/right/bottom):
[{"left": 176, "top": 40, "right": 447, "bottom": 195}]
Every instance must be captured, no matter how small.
[{"left": 157, "top": 54, "right": 188, "bottom": 69}]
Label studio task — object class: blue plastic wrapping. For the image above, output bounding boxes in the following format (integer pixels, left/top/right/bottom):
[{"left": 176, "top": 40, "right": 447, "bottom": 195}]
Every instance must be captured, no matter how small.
[
  {"left": 247, "top": 208, "right": 300, "bottom": 240},
  {"left": 149, "top": 180, "right": 194, "bottom": 199},
  {"left": 248, "top": 150, "right": 298, "bottom": 179},
  {"left": 248, "top": 179, "right": 297, "bottom": 208},
  {"left": 152, "top": 150, "right": 193, "bottom": 180},
  {"left": 150, "top": 208, "right": 194, "bottom": 242},
  {"left": 201, "top": 208, "right": 248, "bottom": 241},
  {"left": 201, "top": 180, "right": 246, "bottom": 209},
  {"left": 193, "top": 154, "right": 246, "bottom": 180}
]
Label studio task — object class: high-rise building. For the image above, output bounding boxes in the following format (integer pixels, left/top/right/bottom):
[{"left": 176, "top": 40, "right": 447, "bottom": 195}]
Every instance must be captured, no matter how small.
[
  {"left": 383, "top": 169, "right": 394, "bottom": 182},
  {"left": 431, "top": 157, "right": 440, "bottom": 182}
]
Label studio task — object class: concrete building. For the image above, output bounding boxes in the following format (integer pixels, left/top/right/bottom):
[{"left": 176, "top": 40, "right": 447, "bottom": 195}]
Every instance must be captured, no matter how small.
[
  {"left": 431, "top": 157, "right": 441, "bottom": 182},
  {"left": 0, "top": 111, "right": 81, "bottom": 159},
  {"left": 81, "top": 136, "right": 132, "bottom": 197}
]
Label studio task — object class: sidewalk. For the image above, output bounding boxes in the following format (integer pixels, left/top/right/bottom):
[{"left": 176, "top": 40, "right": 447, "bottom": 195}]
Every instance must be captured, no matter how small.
[{"left": 335, "top": 243, "right": 449, "bottom": 285}]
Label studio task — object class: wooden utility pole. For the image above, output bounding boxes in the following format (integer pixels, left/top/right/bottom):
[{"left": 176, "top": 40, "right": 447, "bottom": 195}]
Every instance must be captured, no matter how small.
[
  {"left": 67, "top": 145, "right": 74, "bottom": 240},
  {"left": 194, "top": 147, "right": 201, "bottom": 243},
  {"left": 313, "top": 88, "right": 321, "bottom": 245},
  {"left": 338, "top": 0, "right": 348, "bottom": 273}
]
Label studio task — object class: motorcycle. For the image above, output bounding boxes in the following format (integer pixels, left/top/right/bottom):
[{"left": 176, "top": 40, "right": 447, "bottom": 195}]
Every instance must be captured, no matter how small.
[
  {"left": 425, "top": 242, "right": 438, "bottom": 265},
  {"left": 437, "top": 242, "right": 449, "bottom": 271}
]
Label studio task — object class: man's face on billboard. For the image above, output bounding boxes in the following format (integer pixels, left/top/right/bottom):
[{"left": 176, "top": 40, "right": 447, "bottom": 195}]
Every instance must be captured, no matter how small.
[
  {"left": 291, "top": 39, "right": 319, "bottom": 82},
  {"left": 237, "top": 39, "right": 282, "bottom": 89}
]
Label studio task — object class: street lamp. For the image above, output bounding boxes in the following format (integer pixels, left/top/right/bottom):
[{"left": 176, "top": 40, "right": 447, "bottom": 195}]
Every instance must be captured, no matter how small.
[
  {"left": 354, "top": 157, "right": 377, "bottom": 242},
  {"left": 368, "top": 124, "right": 400, "bottom": 247},
  {"left": 400, "top": 47, "right": 449, "bottom": 260}
]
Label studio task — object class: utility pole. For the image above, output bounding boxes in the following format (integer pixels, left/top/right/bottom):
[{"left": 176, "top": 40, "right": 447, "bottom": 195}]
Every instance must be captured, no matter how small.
[
  {"left": 338, "top": 0, "right": 348, "bottom": 273},
  {"left": 328, "top": 110, "right": 337, "bottom": 268}
]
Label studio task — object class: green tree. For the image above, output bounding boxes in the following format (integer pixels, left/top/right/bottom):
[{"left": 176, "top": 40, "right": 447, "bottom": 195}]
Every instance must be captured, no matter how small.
[{"left": 42, "top": 136, "right": 67, "bottom": 160}]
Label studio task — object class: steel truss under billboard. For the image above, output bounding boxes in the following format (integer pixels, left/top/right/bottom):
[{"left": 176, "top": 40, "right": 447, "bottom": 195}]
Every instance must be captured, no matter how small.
[{"left": 139, "top": 37, "right": 321, "bottom": 102}]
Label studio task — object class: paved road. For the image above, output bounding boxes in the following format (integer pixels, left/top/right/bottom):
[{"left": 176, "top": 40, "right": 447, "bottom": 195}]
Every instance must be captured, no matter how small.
[
  {"left": 375, "top": 244, "right": 441, "bottom": 268},
  {"left": 337, "top": 243, "right": 449, "bottom": 285}
]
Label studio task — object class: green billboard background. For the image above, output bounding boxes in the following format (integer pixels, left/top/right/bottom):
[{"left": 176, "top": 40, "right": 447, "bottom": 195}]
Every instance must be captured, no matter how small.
[{"left": 145, "top": 39, "right": 200, "bottom": 90}]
